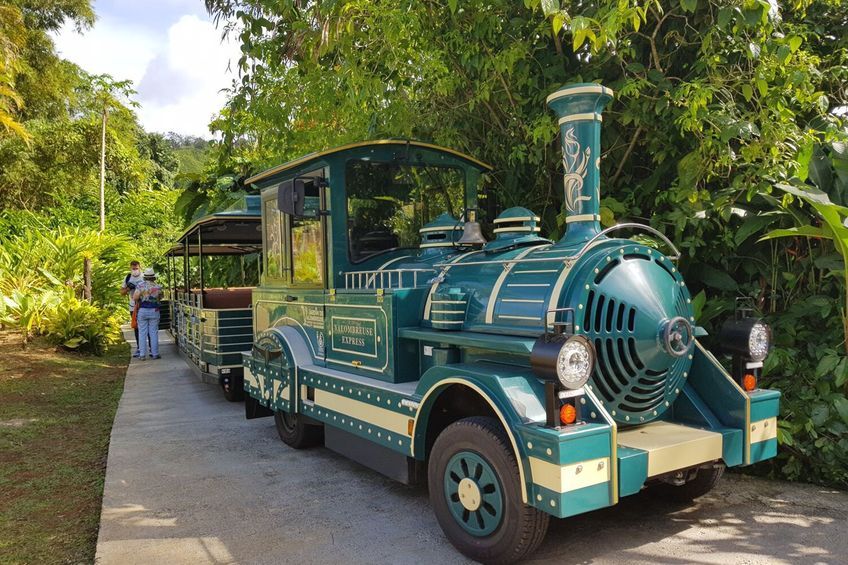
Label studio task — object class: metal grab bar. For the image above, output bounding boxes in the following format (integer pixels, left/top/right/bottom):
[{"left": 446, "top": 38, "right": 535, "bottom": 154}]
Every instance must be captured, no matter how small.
[
  {"left": 571, "top": 223, "right": 681, "bottom": 262},
  {"left": 432, "top": 222, "right": 680, "bottom": 269}
]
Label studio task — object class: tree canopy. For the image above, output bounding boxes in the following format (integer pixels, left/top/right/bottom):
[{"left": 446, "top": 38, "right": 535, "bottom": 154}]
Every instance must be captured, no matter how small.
[{"left": 202, "top": 0, "right": 848, "bottom": 485}]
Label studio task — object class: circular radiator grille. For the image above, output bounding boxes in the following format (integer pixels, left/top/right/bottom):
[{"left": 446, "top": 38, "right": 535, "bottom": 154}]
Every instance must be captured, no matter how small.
[{"left": 578, "top": 246, "right": 693, "bottom": 425}]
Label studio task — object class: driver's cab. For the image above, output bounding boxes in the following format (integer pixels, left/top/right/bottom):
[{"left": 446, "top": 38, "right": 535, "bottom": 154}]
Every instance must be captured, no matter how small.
[
  {"left": 250, "top": 140, "right": 491, "bottom": 290},
  {"left": 246, "top": 140, "right": 492, "bottom": 379}
]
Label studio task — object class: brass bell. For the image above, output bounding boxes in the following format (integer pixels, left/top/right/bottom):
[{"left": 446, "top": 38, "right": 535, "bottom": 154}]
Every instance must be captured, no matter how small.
[{"left": 456, "top": 220, "right": 487, "bottom": 246}]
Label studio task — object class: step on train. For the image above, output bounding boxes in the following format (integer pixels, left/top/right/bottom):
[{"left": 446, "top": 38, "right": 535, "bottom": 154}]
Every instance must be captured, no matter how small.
[{"left": 168, "top": 83, "right": 779, "bottom": 564}]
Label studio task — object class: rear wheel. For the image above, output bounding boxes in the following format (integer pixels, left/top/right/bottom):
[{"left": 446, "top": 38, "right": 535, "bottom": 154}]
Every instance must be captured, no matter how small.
[
  {"left": 428, "top": 416, "right": 549, "bottom": 564},
  {"left": 653, "top": 463, "right": 725, "bottom": 502},
  {"left": 274, "top": 410, "right": 323, "bottom": 449}
]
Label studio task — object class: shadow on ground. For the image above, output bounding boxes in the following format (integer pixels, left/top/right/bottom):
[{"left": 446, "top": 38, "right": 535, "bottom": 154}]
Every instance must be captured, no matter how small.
[{"left": 96, "top": 332, "right": 847, "bottom": 565}]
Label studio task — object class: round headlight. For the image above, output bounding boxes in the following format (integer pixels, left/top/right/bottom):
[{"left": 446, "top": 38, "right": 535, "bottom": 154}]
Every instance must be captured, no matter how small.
[
  {"left": 556, "top": 335, "right": 594, "bottom": 389},
  {"left": 719, "top": 317, "right": 772, "bottom": 361},
  {"left": 748, "top": 321, "right": 770, "bottom": 362}
]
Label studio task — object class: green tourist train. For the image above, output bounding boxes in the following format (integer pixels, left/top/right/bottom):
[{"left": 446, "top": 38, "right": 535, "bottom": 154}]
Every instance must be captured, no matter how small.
[{"left": 198, "top": 84, "right": 778, "bottom": 563}]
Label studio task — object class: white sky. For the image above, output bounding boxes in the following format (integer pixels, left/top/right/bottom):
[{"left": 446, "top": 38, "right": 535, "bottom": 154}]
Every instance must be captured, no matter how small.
[{"left": 51, "top": 1, "right": 241, "bottom": 138}]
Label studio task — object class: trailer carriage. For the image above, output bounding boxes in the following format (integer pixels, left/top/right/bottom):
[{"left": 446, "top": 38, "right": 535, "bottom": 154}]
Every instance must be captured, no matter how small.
[
  {"left": 241, "top": 85, "right": 780, "bottom": 563},
  {"left": 166, "top": 196, "right": 262, "bottom": 401}
]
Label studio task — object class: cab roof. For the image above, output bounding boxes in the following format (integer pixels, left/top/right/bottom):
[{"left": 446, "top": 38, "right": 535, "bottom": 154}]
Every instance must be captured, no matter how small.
[{"left": 245, "top": 140, "right": 493, "bottom": 186}]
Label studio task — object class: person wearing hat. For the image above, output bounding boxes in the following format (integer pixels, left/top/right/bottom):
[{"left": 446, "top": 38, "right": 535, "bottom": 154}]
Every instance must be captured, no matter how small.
[
  {"left": 120, "top": 260, "right": 149, "bottom": 357},
  {"left": 132, "top": 268, "right": 163, "bottom": 360}
]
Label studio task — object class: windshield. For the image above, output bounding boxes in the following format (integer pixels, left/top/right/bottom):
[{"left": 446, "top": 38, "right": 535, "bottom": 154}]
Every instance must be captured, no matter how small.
[{"left": 345, "top": 160, "right": 465, "bottom": 263}]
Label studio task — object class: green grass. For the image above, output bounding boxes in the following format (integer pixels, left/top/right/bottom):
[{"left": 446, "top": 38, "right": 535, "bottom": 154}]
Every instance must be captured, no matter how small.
[{"left": 0, "top": 333, "right": 129, "bottom": 565}]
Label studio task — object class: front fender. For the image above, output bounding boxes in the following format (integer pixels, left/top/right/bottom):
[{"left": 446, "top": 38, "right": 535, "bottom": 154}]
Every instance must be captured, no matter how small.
[
  {"left": 243, "top": 326, "right": 313, "bottom": 413},
  {"left": 412, "top": 362, "right": 547, "bottom": 504}
]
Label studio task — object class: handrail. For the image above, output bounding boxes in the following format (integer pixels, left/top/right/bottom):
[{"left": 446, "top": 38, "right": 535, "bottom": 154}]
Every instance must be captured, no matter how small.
[
  {"left": 432, "top": 222, "right": 679, "bottom": 269},
  {"left": 344, "top": 268, "right": 433, "bottom": 290}
]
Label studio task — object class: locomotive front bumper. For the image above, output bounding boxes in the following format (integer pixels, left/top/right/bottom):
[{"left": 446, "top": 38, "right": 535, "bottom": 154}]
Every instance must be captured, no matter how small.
[{"left": 515, "top": 384, "right": 779, "bottom": 519}]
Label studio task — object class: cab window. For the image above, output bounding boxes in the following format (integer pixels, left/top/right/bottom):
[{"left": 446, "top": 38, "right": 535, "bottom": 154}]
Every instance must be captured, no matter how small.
[
  {"left": 291, "top": 179, "right": 324, "bottom": 285},
  {"left": 345, "top": 160, "right": 465, "bottom": 263},
  {"left": 264, "top": 198, "right": 284, "bottom": 279}
]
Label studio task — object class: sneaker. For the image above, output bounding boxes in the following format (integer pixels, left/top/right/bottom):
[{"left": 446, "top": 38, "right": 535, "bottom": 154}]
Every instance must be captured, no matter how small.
[
  {"left": 133, "top": 351, "right": 140, "bottom": 358},
  {"left": 151, "top": 355, "right": 161, "bottom": 360}
]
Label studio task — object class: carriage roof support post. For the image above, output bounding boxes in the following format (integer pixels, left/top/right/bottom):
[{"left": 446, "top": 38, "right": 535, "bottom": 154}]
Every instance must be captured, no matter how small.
[
  {"left": 165, "top": 254, "right": 171, "bottom": 299},
  {"left": 197, "top": 228, "right": 204, "bottom": 309},
  {"left": 172, "top": 253, "right": 178, "bottom": 296},
  {"left": 183, "top": 237, "right": 189, "bottom": 303}
]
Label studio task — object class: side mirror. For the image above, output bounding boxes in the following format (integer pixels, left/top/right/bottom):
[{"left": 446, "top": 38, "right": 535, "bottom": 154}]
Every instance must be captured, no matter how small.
[{"left": 277, "top": 179, "right": 306, "bottom": 217}]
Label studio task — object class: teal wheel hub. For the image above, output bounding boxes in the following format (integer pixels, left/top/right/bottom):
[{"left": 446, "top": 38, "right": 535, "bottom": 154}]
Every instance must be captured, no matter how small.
[{"left": 443, "top": 451, "right": 504, "bottom": 536}]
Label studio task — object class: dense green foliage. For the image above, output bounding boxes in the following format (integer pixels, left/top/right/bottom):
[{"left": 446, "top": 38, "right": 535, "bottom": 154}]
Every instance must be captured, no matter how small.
[
  {"left": 0, "top": 216, "right": 129, "bottom": 351},
  {"left": 203, "top": 0, "right": 848, "bottom": 486},
  {"left": 0, "top": 1, "right": 200, "bottom": 353}
]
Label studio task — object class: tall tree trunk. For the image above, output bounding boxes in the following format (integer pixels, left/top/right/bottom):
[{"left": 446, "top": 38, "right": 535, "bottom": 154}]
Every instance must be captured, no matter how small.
[
  {"left": 99, "top": 107, "right": 107, "bottom": 232},
  {"left": 83, "top": 257, "right": 92, "bottom": 301}
]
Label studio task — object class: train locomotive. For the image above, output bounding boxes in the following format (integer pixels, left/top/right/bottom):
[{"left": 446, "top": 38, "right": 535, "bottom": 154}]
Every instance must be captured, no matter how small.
[{"left": 240, "top": 83, "right": 780, "bottom": 563}]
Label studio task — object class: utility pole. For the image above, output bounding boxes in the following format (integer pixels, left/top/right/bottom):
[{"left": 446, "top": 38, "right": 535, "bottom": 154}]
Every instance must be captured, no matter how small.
[{"left": 99, "top": 105, "right": 107, "bottom": 232}]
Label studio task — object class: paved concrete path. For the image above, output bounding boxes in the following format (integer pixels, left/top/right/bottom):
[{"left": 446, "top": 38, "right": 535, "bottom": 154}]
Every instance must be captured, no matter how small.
[{"left": 96, "top": 332, "right": 848, "bottom": 564}]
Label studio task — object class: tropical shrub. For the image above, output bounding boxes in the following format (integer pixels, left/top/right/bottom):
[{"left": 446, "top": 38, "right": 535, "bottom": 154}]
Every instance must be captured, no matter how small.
[
  {"left": 0, "top": 288, "right": 59, "bottom": 346},
  {"left": 763, "top": 294, "right": 848, "bottom": 486},
  {"left": 45, "top": 294, "right": 122, "bottom": 355},
  {"left": 0, "top": 213, "right": 133, "bottom": 353}
]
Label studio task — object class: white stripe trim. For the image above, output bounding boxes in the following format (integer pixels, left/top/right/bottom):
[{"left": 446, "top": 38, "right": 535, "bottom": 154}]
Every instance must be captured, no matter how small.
[
  {"left": 507, "top": 283, "right": 550, "bottom": 287},
  {"left": 515, "top": 269, "right": 559, "bottom": 274},
  {"left": 502, "top": 299, "right": 545, "bottom": 304},
  {"left": 529, "top": 456, "right": 610, "bottom": 494},
  {"left": 558, "top": 113, "right": 603, "bottom": 124},
  {"left": 546, "top": 85, "right": 614, "bottom": 104},
  {"left": 419, "top": 225, "right": 463, "bottom": 233},
  {"left": 498, "top": 314, "right": 539, "bottom": 321},
  {"left": 565, "top": 214, "right": 601, "bottom": 224},
  {"left": 377, "top": 255, "right": 412, "bottom": 270},
  {"left": 423, "top": 251, "right": 483, "bottom": 318},
  {"left": 750, "top": 417, "right": 777, "bottom": 443},
  {"left": 493, "top": 226, "right": 541, "bottom": 234},
  {"left": 484, "top": 246, "right": 538, "bottom": 324},
  {"left": 420, "top": 242, "right": 457, "bottom": 248},
  {"left": 493, "top": 216, "right": 540, "bottom": 223},
  {"left": 314, "top": 389, "right": 410, "bottom": 437},
  {"left": 545, "top": 240, "right": 605, "bottom": 328}
]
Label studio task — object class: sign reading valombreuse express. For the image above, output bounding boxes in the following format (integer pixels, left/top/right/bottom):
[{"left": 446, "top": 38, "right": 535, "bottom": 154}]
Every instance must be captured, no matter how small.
[{"left": 330, "top": 316, "right": 378, "bottom": 358}]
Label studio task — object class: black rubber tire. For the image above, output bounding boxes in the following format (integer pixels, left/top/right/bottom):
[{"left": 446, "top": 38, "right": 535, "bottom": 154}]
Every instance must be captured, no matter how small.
[
  {"left": 274, "top": 410, "right": 323, "bottom": 449},
  {"left": 428, "top": 416, "right": 549, "bottom": 564},
  {"left": 222, "top": 375, "right": 243, "bottom": 402},
  {"left": 653, "top": 463, "right": 725, "bottom": 502}
]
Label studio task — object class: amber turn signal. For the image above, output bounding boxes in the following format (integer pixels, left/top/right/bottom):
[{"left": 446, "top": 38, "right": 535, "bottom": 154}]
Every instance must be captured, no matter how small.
[
  {"left": 742, "top": 373, "right": 757, "bottom": 392},
  {"left": 560, "top": 403, "right": 577, "bottom": 425}
]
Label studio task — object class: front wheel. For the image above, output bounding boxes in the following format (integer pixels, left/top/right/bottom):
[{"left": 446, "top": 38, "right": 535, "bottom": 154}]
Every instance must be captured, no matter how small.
[
  {"left": 274, "top": 410, "right": 323, "bottom": 449},
  {"left": 428, "top": 416, "right": 549, "bottom": 564}
]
